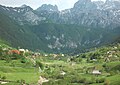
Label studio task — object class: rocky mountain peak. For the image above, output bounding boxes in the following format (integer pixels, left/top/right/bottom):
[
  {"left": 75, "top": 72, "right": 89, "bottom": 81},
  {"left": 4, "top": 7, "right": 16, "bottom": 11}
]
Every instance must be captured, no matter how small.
[
  {"left": 104, "top": 0, "right": 120, "bottom": 9},
  {"left": 19, "top": 4, "right": 33, "bottom": 12},
  {"left": 73, "top": 0, "right": 97, "bottom": 10},
  {"left": 105, "top": 0, "right": 120, "bottom": 3},
  {"left": 0, "top": 2, "right": 120, "bottom": 53},
  {"left": 20, "top": 4, "right": 28, "bottom": 8},
  {"left": 36, "top": 4, "right": 59, "bottom": 12},
  {"left": 0, "top": 0, "right": 120, "bottom": 28},
  {"left": 93, "top": 1, "right": 104, "bottom": 9}
]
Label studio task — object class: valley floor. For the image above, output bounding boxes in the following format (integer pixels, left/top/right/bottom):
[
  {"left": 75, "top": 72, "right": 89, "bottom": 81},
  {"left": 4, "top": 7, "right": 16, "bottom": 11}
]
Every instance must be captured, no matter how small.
[
  {"left": 0, "top": 59, "right": 120, "bottom": 85},
  {"left": 0, "top": 43, "right": 120, "bottom": 85}
]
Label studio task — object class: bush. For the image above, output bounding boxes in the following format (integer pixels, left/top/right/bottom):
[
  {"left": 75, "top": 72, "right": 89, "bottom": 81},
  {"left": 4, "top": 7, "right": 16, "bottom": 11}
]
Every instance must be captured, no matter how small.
[
  {"left": 12, "top": 54, "right": 21, "bottom": 59},
  {"left": 96, "top": 78, "right": 105, "bottom": 83},
  {"left": 1, "top": 76, "right": 6, "bottom": 80},
  {"left": 56, "top": 75, "right": 64, "bottom": 79},
  {"left": 20, "top": 79, "right": 26, "bottom": 85},
  {"left": 4, "top": 55, "right": 11, "bottom": 63},
  {"left": 84, "top": 80, "right": 93, "bottom": 84},
  {"left": 36, "top": 61, "right": 44, "bottom": 70},
  {"left": 91, "top": 77, "right": 96, "bottom": 83},
  {"left": 99, "top": 78, "right": 105, "bottom": 83},
  {"left": 0, "top": 75, "right": 1, "bottom": 79},
  {"left": 16, "top": 80, "right": 20, "bottom": 83},
  {"left": 10, "top": 61, "right": 15, "bottom": 67},
  {"left": 75, "top": 58, "right": 82, "bottom": 63},
  {"left": 103, "top": 63, "right": 107, "bottom": 68},
  {"left": 79, "top": 78, "right": 86, "bottom": 83},
  {"left": 56, "top": 79, "right": 69, "bottom": 85},
  {"left": 20, "top": 57, "right": 27, "bottom": 63},
  {"left": 70, "top": 76, "right": 80, "bottom": 83},
  {"left": 109, "top": 71, "right": 116, "bottom": 76},
  {"left": 104, "top": 80, "right": 110, "bottom": 85}
]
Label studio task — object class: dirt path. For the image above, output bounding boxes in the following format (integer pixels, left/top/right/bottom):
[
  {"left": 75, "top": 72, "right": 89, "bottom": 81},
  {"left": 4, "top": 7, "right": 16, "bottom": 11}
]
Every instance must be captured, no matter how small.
[
  {"left": 0, "top": 81, "right": 8, "bottom": 84},
  {"left": 37, "top": 76, "right": 49, "bottom": 85}
]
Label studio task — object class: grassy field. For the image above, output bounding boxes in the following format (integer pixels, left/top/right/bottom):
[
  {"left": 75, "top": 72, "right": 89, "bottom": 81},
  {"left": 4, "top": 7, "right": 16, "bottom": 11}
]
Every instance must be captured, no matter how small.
[
  {"left": 0, "top": 43, "right": 120, "bottom": 85},
  {"left": 0, "top": 58, "right": 120, "bottom": 85},
  {"left": 0, "top": 60, "right": 39, "bottom": 85}
]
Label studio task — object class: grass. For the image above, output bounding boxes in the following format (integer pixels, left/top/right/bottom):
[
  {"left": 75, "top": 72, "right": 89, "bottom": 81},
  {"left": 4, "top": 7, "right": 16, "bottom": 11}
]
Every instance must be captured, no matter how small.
[
  {"left": 0, "top": 72, "right": 39, "bottom": 84},
  {"left": 0, "top": 53, "right": 120, "bottom": 85},
  {"left": 106, "top": 61, "right": 120, "bottom": 68},
  {"left": 106, "top": 75, "right": 120, "bottom": 85},
  {"left": 0, "top": 58, "right": 120, "bottom": 85},
  {"left": 0, "top": 60, "right": 39, "bottom": 85},
  {"left": 3, "top": 73, "right": 39, "bottom": 84}
]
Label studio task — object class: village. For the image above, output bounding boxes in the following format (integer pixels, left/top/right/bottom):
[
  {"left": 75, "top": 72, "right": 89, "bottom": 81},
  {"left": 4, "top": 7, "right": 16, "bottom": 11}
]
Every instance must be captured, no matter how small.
[{"left": 0, "top": 43, "right": 120, "bottom": 85}]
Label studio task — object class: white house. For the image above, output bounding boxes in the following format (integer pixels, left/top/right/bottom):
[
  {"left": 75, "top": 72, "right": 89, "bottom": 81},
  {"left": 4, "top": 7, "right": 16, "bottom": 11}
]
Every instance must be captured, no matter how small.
[
  {"left": 60, "top": 71, "right": 66, "bottom": 75},
  {"left": 19, "top": 49, "right": 25, "bottom": 53},
  {"left": 92, "top": 70, "right": 101, "bottom": 75}
]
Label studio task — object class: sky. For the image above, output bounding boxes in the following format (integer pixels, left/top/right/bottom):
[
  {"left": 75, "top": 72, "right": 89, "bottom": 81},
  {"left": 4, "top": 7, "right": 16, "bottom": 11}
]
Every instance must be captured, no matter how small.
[{"left": 0, "top": 0, "right": 106, "bottom": 10}]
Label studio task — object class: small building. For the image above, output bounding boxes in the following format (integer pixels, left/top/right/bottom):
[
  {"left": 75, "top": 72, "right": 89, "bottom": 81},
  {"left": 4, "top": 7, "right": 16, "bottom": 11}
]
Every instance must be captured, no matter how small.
[
  {"left": 60, "top": 71, "right": 66, "bottom": 75},
  {"left": 9, "top": 50, "right": 20, "bottom": 54},
  {"left": 61, "top": 54, "right": 64, "bottom": 57},
  {"left": 44, "top": 54, "right": 48, "bottom": 57},
  {"left": 92, "top": 70, "right": 101, "bottom": 75},
  {"left": 19, "top": 49, "right": 25, "bottom": 54}
]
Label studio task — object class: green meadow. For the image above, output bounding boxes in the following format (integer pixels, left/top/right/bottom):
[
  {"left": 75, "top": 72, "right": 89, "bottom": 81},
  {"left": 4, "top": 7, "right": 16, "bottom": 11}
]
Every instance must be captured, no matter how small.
[{"left": 0, "top": 43, "right": 120, "bottom": 85}]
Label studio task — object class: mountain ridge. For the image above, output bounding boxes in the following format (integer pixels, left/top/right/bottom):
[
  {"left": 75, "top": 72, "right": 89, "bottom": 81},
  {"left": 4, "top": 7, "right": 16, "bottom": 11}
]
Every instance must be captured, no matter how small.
[
  {"left": 0, "top": 0, "right": 120, "bottom": 53},
  {"left": 0, "top": 0, "right": 120, "bottom": 28}
]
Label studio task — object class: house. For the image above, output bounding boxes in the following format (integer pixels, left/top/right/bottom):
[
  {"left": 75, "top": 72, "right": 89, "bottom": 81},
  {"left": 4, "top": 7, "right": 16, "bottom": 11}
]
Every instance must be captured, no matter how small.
[
  {"left": 53, "top": 54, "right": 58, "bottom": 58},
  {"left": 61, "top": 54, "right": 64, "bottom": 57},
  {"left": 19, "top": 49, "right": 25, "bottom": 54},
  {"left": 44, "top": 54, "right": 48, "bottom": 57},
  {"left": 9, "top": 50, "right": 20, "bottom": 54},
  {"left": 60, "top": 71, "right": 66, "bottom": 75},
  {"left": 92, "top": 59, "right": 97, "bottom": 61},
  {"left": 92, "top": 70, "right": 101, "bottom": 75}
]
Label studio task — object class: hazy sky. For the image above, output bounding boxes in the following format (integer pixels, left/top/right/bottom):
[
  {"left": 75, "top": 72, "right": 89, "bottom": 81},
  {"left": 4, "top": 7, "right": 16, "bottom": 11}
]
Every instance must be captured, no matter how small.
[{"left": 0, "top": 0, "right": 106, "bottom": 10}]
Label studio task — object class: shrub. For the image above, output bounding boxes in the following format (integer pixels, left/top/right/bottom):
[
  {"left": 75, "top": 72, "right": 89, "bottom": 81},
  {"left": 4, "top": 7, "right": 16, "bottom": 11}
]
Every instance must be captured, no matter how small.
[
  {"left": 1, "top": 76, "right": 6, "bottom": 80},
  {"left": 56, "top": 75, "right": 64, "bottom": 79},
  {"left": 10, "top": 61, "right": 15, "bottom": 67},
  {"left": 79, "top": 78, "right": 86, "bottom": 83},
  {"left": 81, "top": 54, "right": 86, "bottom": 58},
  {"left": 36, "top": 61, "right": 44, "bottom": 70},
  {"left": 12, "top": 54, "right": 21, "bottom": 59},
  {"left": 0, "top": 75, "right": 1, "bottom": 79},
  {"left": 20, "top": 79, "right": 26, "bottom": 85},
  {"left": 99, "top": 78, "right": 105, "bottom": 83},
  {"left": 96, "top": 78, "right": 105, "bottom": 83},
  {"left": 56, "top": 79, "right": 69, "bottom": 85},
  {"left": 102, "top": 63, "right": 107, "bottom": 68},
  {"left": 109, "top": 71, "right": 116, "bottom": 76},
  {"left": 70, "top": 76, "right": 80, "bottom": 83},
  {"left": 16, "top": 80, "right": 20, "bottom": 83},
  {"left": 20, "top": 57, "right": 27, "bottom": 63},
  {"left": 104, "top": 80, "right": 110, "bottom": 85},
  {"left": 91, "top": 77, "right": 96, "bottom": 83},
  {"left": 84, "top": 80, "right": 93, "bottom": 84},
  {"left": 4, "top": 55, "right": 11, "bottom": 63}
]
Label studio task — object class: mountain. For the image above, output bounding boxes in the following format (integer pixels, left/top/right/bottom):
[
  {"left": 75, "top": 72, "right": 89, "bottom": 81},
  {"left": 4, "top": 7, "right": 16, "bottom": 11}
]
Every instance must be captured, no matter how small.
[
  {"left": 0, "top": 5, "right": 46, "bottom": 25},
  {"left": 0, "top": 0, "right": 120, "bottom": 53},
  {"left": 36, "top": 4, "right": 59, "bottom": 12},
  {"left": 35, "top": 0, "right": 120, "bottom": 28},
  {"left": 1, "top": 0, "right": 120, "bottom": 28}
]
